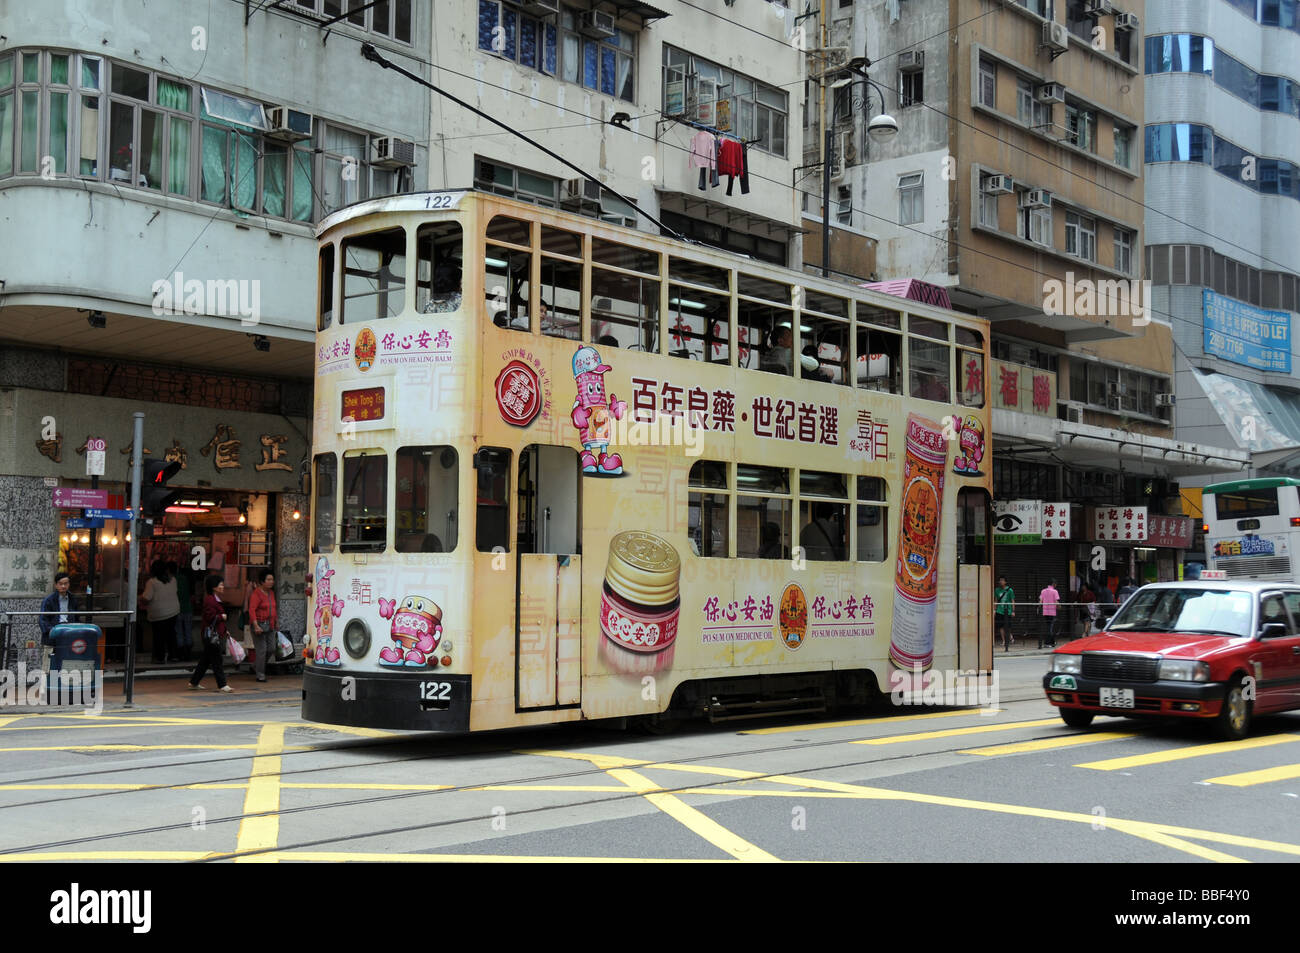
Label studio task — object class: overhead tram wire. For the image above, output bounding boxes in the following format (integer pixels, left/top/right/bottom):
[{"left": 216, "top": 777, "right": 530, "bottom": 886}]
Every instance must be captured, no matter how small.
[{"left": 358, "top": 43, "right": 687, "bottom": 243}]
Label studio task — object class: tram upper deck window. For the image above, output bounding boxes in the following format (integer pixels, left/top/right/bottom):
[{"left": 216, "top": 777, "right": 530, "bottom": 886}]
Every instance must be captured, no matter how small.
[
  {"left": 590, "top": 237, "right": 660, "bottom": 350},
  {"left": 340, "top": 451, "right": 387, "bottom": 552},
  {"left": 908, "top": 318, "right": 951, "bottom": 403},
  {"left": 800, "top": 289, "right": 849, "bottom": 385},
  {"left": 319, "top": 245, "right": 335, "bottom": 331},
  {"left": 956, "top": 331, "right": 986, "bottom": 408},
  {"left": 540, "top": 226, "right": 583, "bottom": 341},
  {"left": 689, "top": 460, "right": 730, "bottom": 557},
  {"left": 668, "top": 285, "right": 730, "bottom": 362},
  {"left": 342, "top": 228, "right": 407, "bottom": 324},
  {"left": 857, "top": 325, "right": 902, "bottom": 393},
  {"left": 485, "top": 215, "right": 532, "bottom": 331},
  {"left": 739, "top": 275, "right": 794, "bottom": 375},
  {"left": 312, "top": 453, "right": 337, "bottom": 553},
  {"left": 416, "top": 222, "right": 464, "bottom": 315},
  {"left": 669, "top": 257, "right": 730, "bottom": 291},
  {"left": 395, "top": 446, "right": 458, "bottom": 553}
]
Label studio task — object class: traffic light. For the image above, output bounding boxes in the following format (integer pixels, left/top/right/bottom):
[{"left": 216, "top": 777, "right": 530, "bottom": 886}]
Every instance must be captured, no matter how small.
[{"left": 141, "top": 458, "right": 182, "bottom": 519}]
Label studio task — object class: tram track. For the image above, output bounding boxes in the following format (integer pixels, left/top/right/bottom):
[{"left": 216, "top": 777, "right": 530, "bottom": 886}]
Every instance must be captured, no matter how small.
[{"left": 0, "top": 704, "right": 1100, "bottom": 856}]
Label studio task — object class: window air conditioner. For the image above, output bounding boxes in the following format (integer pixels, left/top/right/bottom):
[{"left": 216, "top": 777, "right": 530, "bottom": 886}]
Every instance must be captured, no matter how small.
[
  {"left": 371, "top": 137, "right": 416, "bottom": 168},
  {"left": 1036, "top": 82, "right": 1066, "bottom": 103},
  {"left": 983, "top": 173, "right": 1014, "bottom": 194},
  {"left": 562, "top": 177, "right": 603, "bottom": 205},
  {"left": 1155, "top": 393, "right": 1176, "bottom": 407},
  {"left": 1065, "top": 403, "right": 1084, "bottom": 424},
  {"left": 578, "top": 10, "right": 616, "bottom": 38},
  {"left": 266, "top": 106, "right": 313, "bottom": 142},
  {"left": 898, "top": 50, "right": 924, "bottom": 72},
  {"left": 1114, "top": 12, "right": 1139, "bottom": 30},
  {"left": 1020, "top": 188, "right": 1052, "bottom": 208},
  {"left": 1042, "top": 21, "right": 1069, "bottom": 53}
]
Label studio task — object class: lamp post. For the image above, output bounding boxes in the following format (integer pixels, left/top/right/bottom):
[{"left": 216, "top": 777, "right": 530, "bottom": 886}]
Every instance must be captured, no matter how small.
[{"left": 822, "top": 74, "right": 899, "bottom": 279}]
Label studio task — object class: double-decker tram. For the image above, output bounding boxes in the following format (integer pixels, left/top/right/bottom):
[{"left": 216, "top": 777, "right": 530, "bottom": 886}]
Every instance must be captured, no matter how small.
[{"left": 303, "top": 190, "right": 993, "bottom": 731}]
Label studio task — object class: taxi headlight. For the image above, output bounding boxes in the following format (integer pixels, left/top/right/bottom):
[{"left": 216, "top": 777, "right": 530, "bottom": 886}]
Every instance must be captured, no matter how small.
[
  {"left": 1158, "top": 659, "right": 1210, "bottom": 682},
  {"left": 1051, "top": 654, "right": 1082, "bottom": 675}
]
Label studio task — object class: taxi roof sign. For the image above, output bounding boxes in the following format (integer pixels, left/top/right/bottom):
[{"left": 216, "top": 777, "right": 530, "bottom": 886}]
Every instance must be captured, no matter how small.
[{"left": 1199, "top": 570, "right": 1228, "bottom": 579}]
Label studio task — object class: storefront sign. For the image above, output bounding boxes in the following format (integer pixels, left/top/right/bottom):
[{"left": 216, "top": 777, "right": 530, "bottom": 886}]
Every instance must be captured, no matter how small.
[
  {"left": 1203, "top": 289, "right": 1291, "bottom": 374},
  {"left": 1040, "top": 502, "right": 1070, "bottom": 540},
  {"left": 993, "top": 500, "right": 1041, "bottom": 544},
  {"left": 81, "top": 437, "right": 106, "bottom": 476},
  {"left": 991, "top": 360, "right": 1056, "bottom": 417},
  {"left": 1146, "top": 515, "right": 1194, "bottom": 549},
  {"left": 0, "top": 549, "right": 54, "bottom": 596},
  {"left": 342, "top": 387, "right": 386, "bottom": 423},
  {"left": 1092, "top": 506, "right": 1148, "bottom": 542},
  {"left": 51, "top": 487, "right": 108, "bottom": 508}
]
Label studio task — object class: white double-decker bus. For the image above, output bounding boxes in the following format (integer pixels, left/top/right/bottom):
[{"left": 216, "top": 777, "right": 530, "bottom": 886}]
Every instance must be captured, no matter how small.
[{"left": 1202, "top": 478, "right": 1300, "bottom": 581}]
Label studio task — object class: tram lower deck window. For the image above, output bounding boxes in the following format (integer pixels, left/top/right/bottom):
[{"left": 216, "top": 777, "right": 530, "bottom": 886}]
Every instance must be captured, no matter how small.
[
  {"left": 395, "top": 446, "right": 458, "bottom": 553},
  {"left": 340, "top": 451, "right": 387, "bottom": 552}
]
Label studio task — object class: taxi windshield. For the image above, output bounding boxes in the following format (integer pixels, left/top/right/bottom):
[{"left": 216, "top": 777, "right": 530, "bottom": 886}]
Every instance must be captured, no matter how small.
[{"left": 1106, "top": 588, "right": 1252, "bottom": 638}]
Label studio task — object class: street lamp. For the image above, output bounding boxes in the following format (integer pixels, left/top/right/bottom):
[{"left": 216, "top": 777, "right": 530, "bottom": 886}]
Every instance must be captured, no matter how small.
[{"left": 823, "top": 75, "right": 898, "bottom": 278}]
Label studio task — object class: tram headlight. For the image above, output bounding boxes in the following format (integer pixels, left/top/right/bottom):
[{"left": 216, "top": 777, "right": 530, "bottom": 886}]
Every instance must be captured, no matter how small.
[{"left": 343, "top": 618, "right": 371, "bottom": 659}]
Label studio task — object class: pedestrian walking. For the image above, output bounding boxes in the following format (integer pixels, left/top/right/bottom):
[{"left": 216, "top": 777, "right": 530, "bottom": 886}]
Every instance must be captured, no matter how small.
[
  {"left": 1078, "top": 583, "right": 1098, "bottom": 638},
  {"left": 995, "top": 576, "right": 1015, "bottom": 650},
  {"left": 141, "top": 560, "right": 179, "bottom": 664},
  {"left": 247, "top": 568, "right": 278, "bottom": 683},
  {"left": 189, "top": 575, "right": 232, "bottom": 692},
  {"left": 1038, "top": 578, "right": 1061, "bottom": 648}
]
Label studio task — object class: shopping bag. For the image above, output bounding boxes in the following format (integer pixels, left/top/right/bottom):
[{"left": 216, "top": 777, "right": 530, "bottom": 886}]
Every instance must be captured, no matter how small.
[
  {"left": 226, "top": 635, "right": 247, "bottom": 664},
  {"left": 204, "top": 624, "right": 223, "bottom": 647},
  {"left": 275, "top": 631, "right": 295, "bottom": 661}
]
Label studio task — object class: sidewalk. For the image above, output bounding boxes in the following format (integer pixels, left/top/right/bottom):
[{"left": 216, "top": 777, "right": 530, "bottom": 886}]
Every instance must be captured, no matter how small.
[{"left": 3, "top": 670, "right": 302, "bottom": 715}]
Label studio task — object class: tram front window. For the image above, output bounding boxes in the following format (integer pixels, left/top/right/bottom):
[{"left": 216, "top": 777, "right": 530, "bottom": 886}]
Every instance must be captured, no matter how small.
[{"left": 340, "top": 450, "right": 387, "bottom": 552}]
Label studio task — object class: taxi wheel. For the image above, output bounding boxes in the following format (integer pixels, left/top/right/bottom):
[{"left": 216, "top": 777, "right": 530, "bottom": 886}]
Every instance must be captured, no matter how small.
[
  {"left": 1214, "top": 675, "right": 1252, "bottom": 742},
  {"left": 1059, "top": 708, "right": 1094, "bottom": 728}
]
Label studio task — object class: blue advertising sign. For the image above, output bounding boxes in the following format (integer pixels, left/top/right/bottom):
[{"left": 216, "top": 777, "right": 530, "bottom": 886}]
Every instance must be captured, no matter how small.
[
  {"left": 82, "top": 508, "right": 135, "bottom": 520},
  {"left": 65, "top": 518, "right": 105, "bottom": 529},
  {"left": 1203, "top": 289, "right": 1291, "bottom": 373}
]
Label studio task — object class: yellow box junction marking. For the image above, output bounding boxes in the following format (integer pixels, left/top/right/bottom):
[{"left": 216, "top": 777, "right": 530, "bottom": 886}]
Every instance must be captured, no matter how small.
[
  {"left": 234, "top": 724, "right": 287, "bottom": 862},
  {"left": 742, "top": 707, "right": 1004, "bottom": 735},
  {"left": 962, "top": 731, "right": 1139, "bottom": 756},
  {"left": 1077, "top": 734, "right": 1300, "bottom": 771},
  {"left": 1203, "top": 763, "right": 1300, "bottom": 787},
  {"left": 852, "top": 718, "right": 1062, "bottom": 745}
]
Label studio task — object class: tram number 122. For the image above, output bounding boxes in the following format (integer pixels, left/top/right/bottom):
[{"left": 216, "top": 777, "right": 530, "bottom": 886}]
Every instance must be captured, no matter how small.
[
  {"left": 420, "top": 681, "right": 452, "bottom": 701},
  {"left": 424, "top": 194, "right": 455, "bottom": 209}
]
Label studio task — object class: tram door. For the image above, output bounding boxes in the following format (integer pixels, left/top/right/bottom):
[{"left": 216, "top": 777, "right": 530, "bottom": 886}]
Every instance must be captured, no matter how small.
[
  {"left": 515, "top": 445, "right": 582, "bottom": 709},
  {"left": 956, "top": 488, "right": 993, "bottom": 671}
]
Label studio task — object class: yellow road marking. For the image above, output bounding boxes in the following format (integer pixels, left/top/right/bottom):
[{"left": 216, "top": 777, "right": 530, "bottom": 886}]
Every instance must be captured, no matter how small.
[
  {"left": 0, "top": 721, "right": 198, "bottom": 732},
  {"left": 517, "top": 749, "right": 650, "bottom": 769},
  {"left": 612, "top": 768, "right": 778, "bottom": 862},
  {"left": 234, "top": 724, "right": 286, "bottom": 862},
  {"left": 643, "top": 762, "right": 765, "bottom": 780},
  {"left": 278, "top": 782, "right": 454, "bottom": 791},
  {"left": 474, "top": 785, "right": 633, "bottom": 793},
  {"left": 0, "top": 783, "right": 159, "bottom": 791},
  {"left": 744, "top": 707, "right": 1004, "bottom": 735},
  {"left": 852, "top": 718, "right": 1062, "bottom": 745},
  {"left": 1077, "top": 734, "right": 1300, "bottom": 771},
  {"left": 217, "top": 852, "right": 737, "bottom": 863},
  {"left": 1204, "top": 763, "right": 1300, "bottom": 787},
  {"left": 962, "top": 732, "right": 1138, "bottom": 756},
  {"left": 0, "top": 717, "right": 24, "bottom": 729},
  {"left": 1110, "top": 826, "right": 1248, "bottom": 863}
]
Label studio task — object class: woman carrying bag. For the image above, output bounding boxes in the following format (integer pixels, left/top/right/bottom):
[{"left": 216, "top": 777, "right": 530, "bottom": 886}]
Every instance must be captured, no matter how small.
[
  {"left": 247, "top": 568, "right": 278, "bottom": 683},
  {"left": 188, "top": 575, "right": 233, "bottom": 693}
]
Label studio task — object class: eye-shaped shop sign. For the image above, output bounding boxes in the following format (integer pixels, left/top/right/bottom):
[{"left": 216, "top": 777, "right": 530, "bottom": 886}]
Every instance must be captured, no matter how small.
[{"left": 993, "top": 500, "right": 1042, "bottom": 544}]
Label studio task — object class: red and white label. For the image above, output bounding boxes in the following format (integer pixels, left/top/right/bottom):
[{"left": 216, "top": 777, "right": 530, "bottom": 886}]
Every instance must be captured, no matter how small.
[{"left": 495, "top": 361, "right": 541, "bottom": 427}]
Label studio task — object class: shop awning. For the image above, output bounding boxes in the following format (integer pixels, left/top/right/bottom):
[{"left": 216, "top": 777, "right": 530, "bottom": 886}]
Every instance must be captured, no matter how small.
[{"left": 994, "top": 409, "right": 1251, "bottom": 478}]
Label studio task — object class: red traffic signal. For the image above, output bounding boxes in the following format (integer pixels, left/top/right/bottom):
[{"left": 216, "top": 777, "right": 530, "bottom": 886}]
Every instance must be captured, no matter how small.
[{"left": 141, "top": 458, "right": 183, "bottom": 518}]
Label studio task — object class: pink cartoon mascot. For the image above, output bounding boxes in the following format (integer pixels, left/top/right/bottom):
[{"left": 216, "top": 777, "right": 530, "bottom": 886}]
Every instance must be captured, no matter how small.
[
  {"left": 377, "top": 595, "right": 444, "bottom": 668},
  {"left": 570, "top": 345, "right": 627, "bottom": 475},
  {"left": 312, "top": 556, "right": 344, "bottom": 666},
  {"left": 953, "top": 414, "right": 986, "bottom": 476}
]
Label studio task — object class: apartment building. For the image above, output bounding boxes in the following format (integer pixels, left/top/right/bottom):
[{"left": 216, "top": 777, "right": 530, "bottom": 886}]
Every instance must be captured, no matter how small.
[
  {"left": 806, "top": 0, "right": 1247, "bottom": 602},
  {"left": 1144, "top": 0, "right": 1300, "bottom": 484}
]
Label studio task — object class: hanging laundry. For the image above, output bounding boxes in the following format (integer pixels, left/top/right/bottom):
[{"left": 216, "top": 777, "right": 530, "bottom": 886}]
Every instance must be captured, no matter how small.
[
  {"left": 689, "top": 129, "right": 719, "bottom": 190},
  {"left": 719, "top": 138, "right": 749, "bottom": 196}
]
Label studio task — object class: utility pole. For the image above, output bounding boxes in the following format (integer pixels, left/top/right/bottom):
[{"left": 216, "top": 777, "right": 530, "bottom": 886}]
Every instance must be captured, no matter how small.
[
  {"left": 819, "top": 0, "right": 829, "bottom": 278},
  {"left": 124, "top": 412, "right": 143, "bottom": 706}
]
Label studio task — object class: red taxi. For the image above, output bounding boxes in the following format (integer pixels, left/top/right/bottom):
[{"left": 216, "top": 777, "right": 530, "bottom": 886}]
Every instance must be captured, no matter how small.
[{"left": 1043, "top": 579, "right": 1300, "bottom": 740}]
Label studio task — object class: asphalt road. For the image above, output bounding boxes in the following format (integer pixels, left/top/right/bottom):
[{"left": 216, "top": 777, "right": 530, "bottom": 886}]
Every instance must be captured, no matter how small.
[{"left": 0, "top": 655, "right": 1297, "bottom": 864}]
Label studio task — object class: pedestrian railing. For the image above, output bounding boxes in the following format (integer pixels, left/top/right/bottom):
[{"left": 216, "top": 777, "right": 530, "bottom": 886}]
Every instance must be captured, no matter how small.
[{"left": 0, "top": 610, "right": 135, "bottom": 674}]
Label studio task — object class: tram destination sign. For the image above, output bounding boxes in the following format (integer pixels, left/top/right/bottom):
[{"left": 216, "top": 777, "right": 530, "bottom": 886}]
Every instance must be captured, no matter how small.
[{"left": 51, "top": 488, "right": 108, "bottom": 508}]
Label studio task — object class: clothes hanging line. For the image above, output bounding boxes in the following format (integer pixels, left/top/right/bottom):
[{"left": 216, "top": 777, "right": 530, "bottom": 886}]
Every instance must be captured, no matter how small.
[{"left": 661, "top": 113, "right": 759, "bottom": 146}]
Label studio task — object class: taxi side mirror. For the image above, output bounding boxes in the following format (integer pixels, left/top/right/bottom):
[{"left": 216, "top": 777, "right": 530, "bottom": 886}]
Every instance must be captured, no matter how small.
[{"left": 1260, "top": 622, "right": 1288, "bottom": 639}]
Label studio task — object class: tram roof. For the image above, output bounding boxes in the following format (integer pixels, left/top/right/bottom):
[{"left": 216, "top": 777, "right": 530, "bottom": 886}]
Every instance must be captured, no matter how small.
[{"left": 317, "top": 189, "right": 987, "bottom": 330}]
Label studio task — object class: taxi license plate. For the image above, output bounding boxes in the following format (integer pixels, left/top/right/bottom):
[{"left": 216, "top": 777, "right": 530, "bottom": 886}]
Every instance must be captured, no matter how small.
[{"left": 1099, "top": 686, "right": 1135, "bottom": 709}]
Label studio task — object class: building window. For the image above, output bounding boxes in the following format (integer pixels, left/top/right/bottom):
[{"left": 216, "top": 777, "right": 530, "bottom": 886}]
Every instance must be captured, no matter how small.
[
  {"left": 1019, "top": 200, "right": 1051, "bottom": 246},
  {"left": 290, "top": 0, "right": 413, "bottom": 44},
  {"left": 1114, "top": 227, "right": 1133, "bottom": 275},
  {"left": 1064, "top": 0, "right": 1096, "bottom": 42},
  {"left": 1065, "top": 211, "right": 1096, "bottom": 261},
  {"left": 1145, "top": 34, "right": 1215, "bottom": 75},
  {"left": 1144, "top": 122, "right": 1212, "bottom": 163},
  {"left": 480, "top": 3, "right": 634, "bottom": 102},
  {"left": 979, "top": 182, "right": 999, "bottom": 229},
  {"left": 474, "top": 157, "right": 560, "bottom": 205},
  {"left": 663, "top": 45, "right": 788, "bottom": 157},
  {"left": 836, "top": 185, "right": 851, "bottom": 224},
  {"left": 659, "top": 210, "right": 787, "bottom": 265},
  {"left": 900, "top": 69, "right": 924, "bottom": 108},
  {"left": 1017, "top": 77, "right": 1051, "bottom": 129},
  {"left": 978, "top": 57, "right": 996, "bottom": 108},
  {"left": 1065, "top": 103, "right": 1095, "bottom": 152},
  {"left": 1015, "top": 0, "right": 1053, "bottom": 16},
  {"left": 898, "top": 172, "right": 923, "bottom": 225},
  {"left": 1114, "top": 124, "right": 1132, "bottom": 168}
]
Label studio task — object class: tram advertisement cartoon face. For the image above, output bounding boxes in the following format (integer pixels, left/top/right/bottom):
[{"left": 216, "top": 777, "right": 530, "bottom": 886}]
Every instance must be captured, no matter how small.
[
  {"left": 570, "top": 345, "right": 627, "bottom": 476},
  {"left": 377, "top": 594, "right": 445, "bottom": 669},
  {"left": 312, "top": 556, "right": 344, "bottom": 666},
  {"left": 952, "top": 414, "right": 985, "bottom": 477}
]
